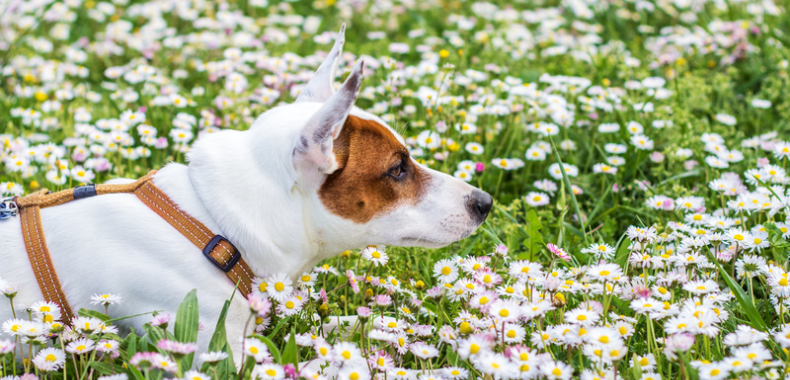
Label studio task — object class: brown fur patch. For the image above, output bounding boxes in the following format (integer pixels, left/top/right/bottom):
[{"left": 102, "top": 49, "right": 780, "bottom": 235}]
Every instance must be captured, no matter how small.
[{"left": 319, "top": 115, "right": 430, "bottom": 223}]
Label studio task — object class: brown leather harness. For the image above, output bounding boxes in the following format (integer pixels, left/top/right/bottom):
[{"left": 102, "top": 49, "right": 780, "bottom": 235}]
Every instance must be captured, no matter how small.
[{"left": 9, "top": 171, "right": 254, "bottom": 324}]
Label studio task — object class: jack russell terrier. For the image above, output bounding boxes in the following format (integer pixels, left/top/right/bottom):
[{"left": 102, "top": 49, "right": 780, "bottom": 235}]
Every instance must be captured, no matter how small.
[{"left": 0, "top": 25, "right": 492, "bottom": 357}]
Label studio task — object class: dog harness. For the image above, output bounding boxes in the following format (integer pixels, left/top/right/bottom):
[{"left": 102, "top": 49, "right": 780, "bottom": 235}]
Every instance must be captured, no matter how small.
[{"left": 2, "top": 171, "right": 254, "bottom": 324}]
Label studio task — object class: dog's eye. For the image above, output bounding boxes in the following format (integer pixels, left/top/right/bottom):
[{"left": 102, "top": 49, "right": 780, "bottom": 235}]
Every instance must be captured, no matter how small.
[{"left": 388, "top": 161, "right": 408, "bottom": 180}]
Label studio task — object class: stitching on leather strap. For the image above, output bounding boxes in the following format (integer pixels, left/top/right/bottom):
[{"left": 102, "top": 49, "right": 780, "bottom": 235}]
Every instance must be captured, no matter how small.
[{"left": 20, "top": 206, "right": 75, "bottom": 324}]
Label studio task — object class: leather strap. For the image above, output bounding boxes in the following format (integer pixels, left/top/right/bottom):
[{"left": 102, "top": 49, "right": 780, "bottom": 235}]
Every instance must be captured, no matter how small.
[
  {"left": 15, "top": 171, "right": 254, "bottom": 325},
  {"left": 133, "top": 181, "right": 254, "bottom": 296},
  {"left": 19, "top": 206, "right": 75, "bottom": 324}
]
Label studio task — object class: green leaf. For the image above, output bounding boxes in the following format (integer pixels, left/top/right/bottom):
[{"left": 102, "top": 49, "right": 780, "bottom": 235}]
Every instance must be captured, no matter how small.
[
  {"left": 201, "top": 299, "right": 236, "bottom": 375},
  {"left": 174, "top": 289, "right": 200, "bottom": 371},
  {"left": 518, "top": 208, "right": 544, "bottom": 260},
  {"left": 267, "top": 316, "right": 293, "bottom": 339},
  {"left": 88, "top": 361, "right": 126, "bottom": 375},
  {"left": 143, "top": 323, "right": 165, "bottom": 346},
  {"left": 78, "top": 308, "right": 111, "bottom": 322},
  {"left": 481, "top": 222, "right": 504, "bottom": 245},
  {"left": 281, "top": 327, "right": 299, "bottom": 368},
  {"left": 705, "top": 250, "right": 767, "bottom": 331},
  {"left": 657, "top": 169, "right": 701, "bottom": 187},
  {"left": 548, "top": 137, "right": 588, "bottom": 244}
]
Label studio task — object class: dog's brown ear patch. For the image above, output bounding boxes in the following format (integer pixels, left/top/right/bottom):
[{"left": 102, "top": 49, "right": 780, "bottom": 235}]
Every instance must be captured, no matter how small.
[{"left": 319, "top": 115, "right": 429, "bottom": 223}]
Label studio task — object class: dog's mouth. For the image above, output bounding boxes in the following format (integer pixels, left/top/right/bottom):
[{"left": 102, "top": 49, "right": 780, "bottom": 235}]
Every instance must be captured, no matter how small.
[{"left": 401, "top": 227, "right": 475, "bottom": 248}]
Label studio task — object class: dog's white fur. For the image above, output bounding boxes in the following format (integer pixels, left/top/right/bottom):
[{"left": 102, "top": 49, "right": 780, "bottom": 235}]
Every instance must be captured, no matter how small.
[{"left": 0, "top": 27, "right": 486, "bottom": 359}]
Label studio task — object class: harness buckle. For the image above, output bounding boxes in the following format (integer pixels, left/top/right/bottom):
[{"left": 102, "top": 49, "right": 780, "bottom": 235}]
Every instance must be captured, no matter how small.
[
  {"left": 0, "top": 198, "right": 18, "bottom": 220},
  {"left": 203, "top": 235, "right": 241, "bottom": 273}
]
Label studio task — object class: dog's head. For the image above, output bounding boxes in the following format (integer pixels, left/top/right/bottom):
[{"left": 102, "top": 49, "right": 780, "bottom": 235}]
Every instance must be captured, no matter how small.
[
  {"left": 190, "top": 25, "right": 492, "bottom": 259},
  {"left": 278, "top": 25, "right": 492, "bottom": 249}
]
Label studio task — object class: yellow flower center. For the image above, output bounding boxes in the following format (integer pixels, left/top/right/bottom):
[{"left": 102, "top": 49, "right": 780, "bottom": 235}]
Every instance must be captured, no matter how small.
[{"left": 552, "top": 368, "right": 562, "bottom": 376}]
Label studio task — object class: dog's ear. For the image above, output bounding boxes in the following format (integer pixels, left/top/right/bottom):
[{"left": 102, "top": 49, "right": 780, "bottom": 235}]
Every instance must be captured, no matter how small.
[
  {"left": 294, "top": 59, "right": 364, "bottom": 184},
  {"left": 295, "top": 24, "right": 345, "bottom": 103}
]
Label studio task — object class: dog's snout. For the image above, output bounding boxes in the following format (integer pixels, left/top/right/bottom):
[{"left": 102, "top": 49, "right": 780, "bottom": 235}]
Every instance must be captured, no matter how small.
[{"left": 466, "top": 190, "right": 493, "bottom": 223}]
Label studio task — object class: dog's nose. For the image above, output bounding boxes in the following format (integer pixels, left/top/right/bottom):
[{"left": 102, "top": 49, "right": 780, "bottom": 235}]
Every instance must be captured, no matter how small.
[{"left": 466, "top": 190, "right": 493, "bottom": 223}]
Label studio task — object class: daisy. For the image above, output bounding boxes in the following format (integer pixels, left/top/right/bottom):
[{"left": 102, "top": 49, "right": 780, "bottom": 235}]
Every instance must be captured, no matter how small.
[
  {"left": 66, "top": 338, "right": 95, "bottom": 355},
  {"left": 547, "top": 243, "right": 570, "bottom": 261},
  {"left": 630, "top": 298, "right": 662, "bottom": 315},
  {"left": 361, "top": 245, "right": 389, "bottom": 267},
  {"left": 492, "top": 157, "right": 524, "bottom": 170},
  {"left": 277, "top": 296, "right": 303, "bottom": 316},
  {"left": 592, "top": 163, "right": 617, "bottom": 174},
  {"left": 334, "top": 341, "right": 362, "bottom": 363},
  {"left": 548, "top": 163, "right": 579, "bottom": 180},
  {"left": 314, "top": 338, "right": 333, "bottom": 361},
  {"left": 488, "top": 299, "right": 521, "bottom": 322},
  {"left": 508, "top": 260, "right": 543, "bottom": 279},
  {"left": 33, "top": 347, "right": 66, "bottom": 372},
  {"left": 469, "top": 290, "right": 498, "bottom": 311},
  {"left": 416, "top": 130, "right": 441, "bottom": 149},
  {"left": 443, "top": 367, "right": 468, "bottom": 380},
  {"left": 266, "top": 272, "right": 293, "bottom": 302},
  {"left": 565, "top": 308, "right": 600, "bottom": 326},
  {"left": 540, "top": 360, "right": 573, "bottom": 380},
  {"left": 630, "top": 134, "right": 654, "bottom": 150},
  {"left": 432, "top": 259, "right": 459, "bottom": 284},
  {"left": 581, "top": 243, "right": 616, "bottom": 260},
  {"left": 525, "top": 191, "right": 550, "bottom": 207},
  {"left": 502, "top": 323, "right": 526, "bottom": 343},
  {"left": 297, "top": 272, "right": 316, "bottom": 287},
  {"left": 474, "top": 351, "right": 518, "bottom": 379},
  {"left": 90, "top": 293, "right": 123, "bottom": 306},
  {"left": 454, "top": 170, "right": 473, "bottom": 182},
  {"left": 525, "top": 147, "right": 547, "bottom": 161},
  {"left": 183, "top": 371, "right": 211, "bottom": 380},
  {"left": 715, "top": 113, "right": 737, "bottom": 126},
  {"left": 632, "top": 353, "right": 656, "bottom": 370},
  {"left": 409, "top": 342, "right": 439, "bottom": 359},
  {"left": 696, "top": 362, "right": 729, "bottom": 380},
  {"left": 368, "top": 350, "right": 395, "bottom": 371},
  {"left": 253, "top": 364, "right": 286, "bottom": 380},
  {"left": 465, "top": 142, "right": 484, "bottom": 155},
  {"left": 456, "top": 334, "right": 492, "bottom": 359},
  {"left": 338, "top": 364, "right": 370, "bottom": 380},
  {"left": 243, "top": 338, "right": 271, "bottom": 363}
]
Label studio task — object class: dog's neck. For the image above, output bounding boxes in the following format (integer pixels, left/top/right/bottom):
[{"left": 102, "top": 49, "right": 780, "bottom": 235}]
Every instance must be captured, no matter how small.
[{"left": 167, "top": 128, "right": 360, "bottom": 280}]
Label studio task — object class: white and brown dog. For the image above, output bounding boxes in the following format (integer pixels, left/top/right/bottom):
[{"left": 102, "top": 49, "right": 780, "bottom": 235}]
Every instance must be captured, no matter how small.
[{"left": 0, "top": 26, "right": 492, "bottom": 355}]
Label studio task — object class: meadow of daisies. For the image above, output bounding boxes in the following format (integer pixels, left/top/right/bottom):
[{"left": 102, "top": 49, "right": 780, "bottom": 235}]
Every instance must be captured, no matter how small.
[{"left": 4, "top": 0, "right": 790, "bottom": 379}]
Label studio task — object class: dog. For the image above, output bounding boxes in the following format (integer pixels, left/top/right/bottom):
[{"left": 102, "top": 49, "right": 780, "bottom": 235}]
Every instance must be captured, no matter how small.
[{"left": 0, "top": 26, "right": 492, "bottom": 359}]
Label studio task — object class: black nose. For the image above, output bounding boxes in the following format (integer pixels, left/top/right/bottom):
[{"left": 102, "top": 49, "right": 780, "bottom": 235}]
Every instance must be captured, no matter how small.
[{"left": 466, "top": 190, "right": 493, "bottom": 223}]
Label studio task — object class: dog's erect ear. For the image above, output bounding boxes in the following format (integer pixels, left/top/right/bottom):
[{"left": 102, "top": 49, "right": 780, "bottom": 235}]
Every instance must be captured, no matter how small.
[
  {"left": 294, "top": 59, "right": 364, "bottom": 183},
  {"left": 295, "top": 24, "right": 346, "bottom": 103}
]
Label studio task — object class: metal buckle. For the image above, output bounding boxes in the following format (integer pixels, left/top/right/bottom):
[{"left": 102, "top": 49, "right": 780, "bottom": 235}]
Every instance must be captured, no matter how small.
[
  {"left": 0, "top": 198, "right": 18, "bottom": 220},
  {"left": 202, "top": 235, "right": 241, "bottom": 273}
]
